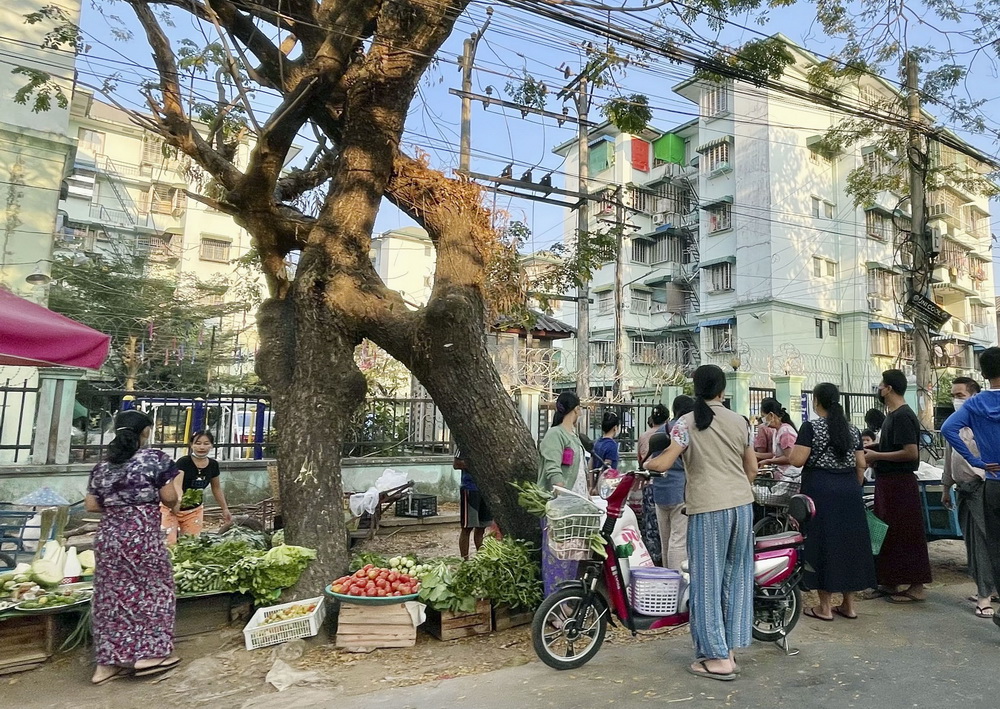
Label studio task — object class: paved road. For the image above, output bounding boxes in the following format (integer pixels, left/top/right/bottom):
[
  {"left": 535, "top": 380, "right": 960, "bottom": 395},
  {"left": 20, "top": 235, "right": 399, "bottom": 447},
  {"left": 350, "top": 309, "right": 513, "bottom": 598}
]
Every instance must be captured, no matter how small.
[{"left": 247, "top": 579, "right": 999, "bottom": 709}]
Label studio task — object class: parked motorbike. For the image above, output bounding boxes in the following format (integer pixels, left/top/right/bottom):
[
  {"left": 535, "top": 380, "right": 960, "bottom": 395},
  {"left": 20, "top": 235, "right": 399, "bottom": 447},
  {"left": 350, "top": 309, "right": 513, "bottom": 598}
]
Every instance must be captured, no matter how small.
[
  {"left": 751, "top": 492, "right": 815, "bottom": 655},
  {"left": 531, "top": 433, "right": 816, "bottom": 669}
]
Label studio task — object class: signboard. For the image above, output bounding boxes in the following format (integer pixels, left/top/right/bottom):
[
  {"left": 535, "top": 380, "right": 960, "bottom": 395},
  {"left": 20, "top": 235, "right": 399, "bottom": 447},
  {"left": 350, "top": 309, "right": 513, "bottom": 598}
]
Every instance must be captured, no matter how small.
[{"left": 906, "top": 293, "right": 951, "bottom": 328}]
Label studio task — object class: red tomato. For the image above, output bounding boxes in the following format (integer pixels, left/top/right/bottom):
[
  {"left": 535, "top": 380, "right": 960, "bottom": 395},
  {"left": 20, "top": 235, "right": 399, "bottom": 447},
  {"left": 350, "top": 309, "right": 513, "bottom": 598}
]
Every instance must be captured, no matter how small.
[
  {"left": 390, "top": 581, "right": 399, "bottom": 591},
  {"left": 363, "top": 564, "right": 373, "bottom": 571},
  {"left": 398, "top": 585, "right": 411, "bottom": 594},
  {"left": 376, "top": 588, "right": 387, "bottom": 597},
  {"left": 387, "top": 572, "right": 398, "bottom": 582},
  {"left": 355, "top": 569, "right": 367, "bottom": 578},
  {"left": 347, "top": 587, "right": 360, "bottom": 596}
]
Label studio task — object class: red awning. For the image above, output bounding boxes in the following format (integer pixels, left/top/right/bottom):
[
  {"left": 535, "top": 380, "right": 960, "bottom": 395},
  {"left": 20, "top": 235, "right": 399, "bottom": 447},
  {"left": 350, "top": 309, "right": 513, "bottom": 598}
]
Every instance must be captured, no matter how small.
[{"left": 0, "top": 289, "right": 111, "bottom": 369}]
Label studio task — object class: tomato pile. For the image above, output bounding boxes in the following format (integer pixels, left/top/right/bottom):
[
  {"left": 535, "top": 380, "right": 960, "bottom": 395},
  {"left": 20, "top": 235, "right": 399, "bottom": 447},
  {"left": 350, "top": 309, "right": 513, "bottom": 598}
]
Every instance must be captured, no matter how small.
[{"left": 331, "top": 564, "right": 420, "bottom": 597}]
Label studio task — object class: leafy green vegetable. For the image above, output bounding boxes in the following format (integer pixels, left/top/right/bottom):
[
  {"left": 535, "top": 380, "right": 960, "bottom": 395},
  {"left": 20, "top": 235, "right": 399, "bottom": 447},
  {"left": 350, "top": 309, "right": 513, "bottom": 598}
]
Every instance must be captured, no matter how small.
[
  {"left": 510, "top": 481, "right": 552, "bottom": 517},
  {"left": 180, "top": 488, "right": 204, "bottom": 510},
  {"left": 271, "top": 529, "right": 285, "bottom": 547},
  {"left": 417, "top": 560, "right": 478, "bottom": 613},
  {"left": 229, "top": 545, "right": 317, "bottom": 603},
  {"left": 218, "top": 525, "right": 270, "bottom": 550},
  {"left": 349, "top": 552, "right": 388, "bottom": 572},
  {"left": 459, "top": 537, "right": 543, "bottom": 610}
]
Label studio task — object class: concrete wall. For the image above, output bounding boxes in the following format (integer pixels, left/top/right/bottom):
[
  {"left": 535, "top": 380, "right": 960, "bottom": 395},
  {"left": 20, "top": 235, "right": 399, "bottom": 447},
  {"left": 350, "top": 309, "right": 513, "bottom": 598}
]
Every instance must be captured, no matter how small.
[{"left": 0, "top": 456, "right": 464, "bottom": 508}]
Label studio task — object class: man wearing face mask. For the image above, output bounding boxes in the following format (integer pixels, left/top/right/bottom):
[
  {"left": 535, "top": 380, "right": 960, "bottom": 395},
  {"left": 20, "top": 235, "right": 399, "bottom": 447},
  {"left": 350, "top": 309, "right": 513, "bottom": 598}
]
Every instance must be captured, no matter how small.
[
  {"left": 863, "top": 369, "right": 931, "bottom": 603},
  {"left": 941, "top": 377, "right": 996, "bottom": 618},
  {"left": 942, "top": 347, "right": 1000, "bottom": 629}
]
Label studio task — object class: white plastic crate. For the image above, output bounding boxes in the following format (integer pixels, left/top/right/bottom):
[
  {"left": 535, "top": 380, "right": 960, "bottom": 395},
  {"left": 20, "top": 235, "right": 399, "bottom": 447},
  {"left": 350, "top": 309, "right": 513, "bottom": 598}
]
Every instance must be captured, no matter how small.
[
  {"left": 243, "top": 596, "right": 326, "bottom": 650},
  {"left": 629, "top": 568, "right": 683, "bottom": 616}
]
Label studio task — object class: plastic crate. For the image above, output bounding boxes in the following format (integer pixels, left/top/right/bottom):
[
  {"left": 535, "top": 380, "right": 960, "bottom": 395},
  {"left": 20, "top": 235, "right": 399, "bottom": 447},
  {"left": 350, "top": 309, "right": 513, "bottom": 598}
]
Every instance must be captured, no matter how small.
[
  {"left": 395, "top": 493, "right": 438, "bottom": 519},
  {"left": 629, "top": 567, "right": 683, "bottom": 616},
  {"left": 243, "top": 596, "right": 326, "bottom": 650}
]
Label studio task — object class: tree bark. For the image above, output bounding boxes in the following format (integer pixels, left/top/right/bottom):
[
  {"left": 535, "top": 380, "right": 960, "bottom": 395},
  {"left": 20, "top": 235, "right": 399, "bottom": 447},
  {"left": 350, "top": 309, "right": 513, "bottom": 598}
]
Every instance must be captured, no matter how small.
[{"left": 256, "top": 256, "right": 367, "bottom": 595}]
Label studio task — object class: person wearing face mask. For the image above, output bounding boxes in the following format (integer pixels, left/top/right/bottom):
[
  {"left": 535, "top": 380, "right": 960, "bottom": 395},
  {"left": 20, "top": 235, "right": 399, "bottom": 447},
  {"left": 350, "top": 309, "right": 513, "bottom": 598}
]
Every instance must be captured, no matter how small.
[
  {"left": 758, "top": 398, "right": 802, "bottom": 482},
  {"left": 161, "top": 430, "right": 232, "bottom": 545},
  {"left": 863, "top": 369, "right": 930, "bottom": 604},
  {"left": 941, "top": 376, "right": 996, "bottom": 618}
]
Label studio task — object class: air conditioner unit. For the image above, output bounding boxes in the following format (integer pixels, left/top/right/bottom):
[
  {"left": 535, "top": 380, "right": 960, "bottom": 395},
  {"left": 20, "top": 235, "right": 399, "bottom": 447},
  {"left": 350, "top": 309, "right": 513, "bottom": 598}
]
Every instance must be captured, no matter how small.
[
  {"left": 901, "top": 363, "right": 915, "bottom": 377},
  {"left": 652, "top": 212, "right": 666, "bottom": 226},
  {"left": 868, "top": 297, "right": 885, "bottom": 312}
]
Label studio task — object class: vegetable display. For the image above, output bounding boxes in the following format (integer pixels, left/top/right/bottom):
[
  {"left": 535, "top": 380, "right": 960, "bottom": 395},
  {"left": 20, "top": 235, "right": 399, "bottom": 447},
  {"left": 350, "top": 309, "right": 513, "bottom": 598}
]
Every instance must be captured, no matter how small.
[
  {"left": 168, "top": 527, "right": 316, "bottom": 602},
  {"left": 330, "top": 565, "right": 420, "bottom": 598},
  {"left": 16, "top": 589, "right": 90, "bottom": 610}
]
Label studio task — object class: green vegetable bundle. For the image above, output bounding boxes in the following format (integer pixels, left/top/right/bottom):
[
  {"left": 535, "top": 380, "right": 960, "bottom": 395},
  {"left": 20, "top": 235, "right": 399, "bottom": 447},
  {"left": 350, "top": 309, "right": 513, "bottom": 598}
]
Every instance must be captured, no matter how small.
[
  {"left": 229, "top": 545, "right": 317, "bottom": 604},
  {"left": 510, "top": 481, "right": 553, "bottom": 517},
  {"left": 180, "top": 488, "right": 204, "bottom": 510},
  {"left": 462, "top": 537, "right": 543, "bottom": 611}
]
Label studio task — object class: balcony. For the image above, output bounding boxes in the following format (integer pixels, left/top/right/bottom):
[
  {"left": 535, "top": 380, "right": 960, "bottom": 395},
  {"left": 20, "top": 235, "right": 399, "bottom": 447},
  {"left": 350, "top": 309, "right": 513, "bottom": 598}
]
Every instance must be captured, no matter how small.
[
  {"left": 927, "top": 187, "right": 965, "bottom": 229},
  {"left": 88, "top": 204, "right": 157, "bottom": 230}
]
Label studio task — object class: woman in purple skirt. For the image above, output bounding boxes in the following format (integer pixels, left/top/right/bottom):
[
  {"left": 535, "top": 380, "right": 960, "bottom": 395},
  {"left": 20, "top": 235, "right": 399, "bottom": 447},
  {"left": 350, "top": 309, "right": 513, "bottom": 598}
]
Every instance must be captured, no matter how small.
[{"left": 85, "top": 410, "right": 182, "bottom": 684}]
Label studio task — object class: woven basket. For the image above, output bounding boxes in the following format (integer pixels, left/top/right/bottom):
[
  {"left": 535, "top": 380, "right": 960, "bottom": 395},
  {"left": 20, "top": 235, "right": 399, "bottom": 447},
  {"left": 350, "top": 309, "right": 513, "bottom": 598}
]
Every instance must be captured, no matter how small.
[{"left": 866, "top": 509, "right": 888, "bottom": 555}]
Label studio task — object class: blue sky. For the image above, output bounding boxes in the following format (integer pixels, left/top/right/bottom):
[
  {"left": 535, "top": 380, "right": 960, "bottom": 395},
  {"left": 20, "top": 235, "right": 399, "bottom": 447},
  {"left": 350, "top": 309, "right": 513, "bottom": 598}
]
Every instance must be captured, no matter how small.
[{"left": 73, "top": 2, "right": 1000, "bottom": 290}]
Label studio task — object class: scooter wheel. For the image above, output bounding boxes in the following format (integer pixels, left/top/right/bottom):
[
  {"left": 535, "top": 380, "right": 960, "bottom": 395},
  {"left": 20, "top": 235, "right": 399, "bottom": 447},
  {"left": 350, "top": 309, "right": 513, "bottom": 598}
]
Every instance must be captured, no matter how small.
[
  {"left": 752, "top": 586, "right": 801, "bottom": 642},
  {"left": 532, "top": 588, "right": 608, "bottom": 670}
]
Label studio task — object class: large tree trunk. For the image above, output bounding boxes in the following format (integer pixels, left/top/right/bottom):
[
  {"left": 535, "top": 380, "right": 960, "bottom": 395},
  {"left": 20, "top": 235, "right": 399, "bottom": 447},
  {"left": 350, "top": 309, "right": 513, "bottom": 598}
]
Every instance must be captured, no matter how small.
[
  {"left": 256, "top": 266, "right": 367, "bottom": 594},
  {"left": 384, "top": 285, "right": 541, "bottom": 543}
]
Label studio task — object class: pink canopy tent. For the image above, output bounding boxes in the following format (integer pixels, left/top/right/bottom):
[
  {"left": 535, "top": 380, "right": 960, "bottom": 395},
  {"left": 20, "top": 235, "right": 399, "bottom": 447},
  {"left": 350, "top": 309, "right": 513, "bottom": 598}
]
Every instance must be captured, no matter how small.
[{"left": 0, "top": 289, "right": 111, "bottom": 369}]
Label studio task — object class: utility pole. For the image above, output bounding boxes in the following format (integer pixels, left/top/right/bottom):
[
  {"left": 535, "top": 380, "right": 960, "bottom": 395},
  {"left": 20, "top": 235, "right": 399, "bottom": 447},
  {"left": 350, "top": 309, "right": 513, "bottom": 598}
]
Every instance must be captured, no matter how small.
[
  {"left": 458, "top": 9, "right": 493, "bottom": 172},
  {"left": 574, "top": 75, "right": 592, "bottom": 401},
  {"left": 905, "top": 53, "right": 933, "bottom": 429},
  {"left": 612, "top": 185, "right": 626, "bottom": 400}
]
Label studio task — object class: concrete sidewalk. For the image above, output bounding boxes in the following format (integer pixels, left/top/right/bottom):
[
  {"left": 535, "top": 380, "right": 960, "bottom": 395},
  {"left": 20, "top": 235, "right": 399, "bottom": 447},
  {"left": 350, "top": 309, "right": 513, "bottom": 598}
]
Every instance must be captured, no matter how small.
[{"left": 245, "top": 580, "right": 999, "bottom": 709}]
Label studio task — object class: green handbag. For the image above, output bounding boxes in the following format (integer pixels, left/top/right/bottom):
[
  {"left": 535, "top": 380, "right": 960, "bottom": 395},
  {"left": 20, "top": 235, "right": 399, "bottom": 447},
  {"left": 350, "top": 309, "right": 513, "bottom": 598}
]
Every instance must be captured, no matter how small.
[{"left": 866, "top": 509, "right": 889, "bottom": 556}]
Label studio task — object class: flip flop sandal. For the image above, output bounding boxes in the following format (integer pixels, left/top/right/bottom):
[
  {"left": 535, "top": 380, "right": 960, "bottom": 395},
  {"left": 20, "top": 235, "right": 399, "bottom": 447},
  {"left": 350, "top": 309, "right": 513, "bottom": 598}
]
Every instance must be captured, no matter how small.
[
  {"left": 975, "top": 605, "right": 995, "bottom": 618},
  {"left": 685, "top": 660, "right": 737, "bottom": 682},
  {"left": 92, "top": 667, "right": 130, "bottom": 685},
  {"left": 885, "top": 593, "right": 925, "bottom": 604},
  {"left": 833, "top": 606, "right": 858, "bottom": 620},
  {"left": 803, "top": 606, "right": 835, "bottom": 621},
  {"left": 133, "top": 657, "right": 181, "bottom": 677}
]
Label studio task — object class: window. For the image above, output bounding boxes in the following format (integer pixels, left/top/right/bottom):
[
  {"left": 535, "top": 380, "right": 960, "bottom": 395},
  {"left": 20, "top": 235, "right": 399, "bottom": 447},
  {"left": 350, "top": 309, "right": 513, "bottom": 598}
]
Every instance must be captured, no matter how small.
[
  {"left": 860, "top": 85, "right": 884, "bottom": 108},
  {"left": 589, "top": 139, "right": 615, "bottom": 174},
  {"left": 631, "top": 239, "right": 649, "bottom": 265},
  {"left": 701, "top": 81, "right": 731, "bottom": 117},
  {"left": 814, "top": 256, "right": 837, "bottom": 279},
  {"left": 200, "top": 237, "right": 231, "bottom": 262},
  {"left": 815, "top": 319, "right": 824, "bottom": 339},
  {"left": 147, "top": 185, "right": 187, "bottom": 215},
  {"left": 866, "top": 211, "right": 891, "bottom": 241},
  {"left": 871, "top": 329, "right": 914, "bottom": 359},
  {"left": 597, "top": 291, "right": 614, "bottom": 315},
  {"left": 708, "top": 325, "right": 734, "bottom": 353},
  {"left": 647, "top": 234, "right": 682, "bottom": 264},
  {"left": 811, "top": 197, "right": 834, "bottom": 219},
  {"left": 862, "top": 149, "right": 894, "bottom": 176},
  {"left": 591, "top": 340, "right": 612, "bottom": 364},
  {"left": 630, "top": 290, "right": 651, "bottom": 315},
  {"left": 703, "top": 142, "right": 731, "bottom": 173},
  {"left": 78, "top": 129, "right": 105, "bottom": 157},
  {"left": 631, "top": 339, "right": 657, "bottom": 364},
  {"left": 707, "top": 203, "right": 731, "bottom": 233},
  {"left": 708, "top": 262, "right": 734, "bottom": 292},
  {"left": 867, "top": 268, "right": 900, "bottom": 299},
  {"left": 829, "top": 321, "right": 839, "bottom": 337},
  {"left": 142, "top": 135, "right": 167, "bottom": 164},
  {"left": 972, "top": 304, "right": 989, "bottom": 326}
]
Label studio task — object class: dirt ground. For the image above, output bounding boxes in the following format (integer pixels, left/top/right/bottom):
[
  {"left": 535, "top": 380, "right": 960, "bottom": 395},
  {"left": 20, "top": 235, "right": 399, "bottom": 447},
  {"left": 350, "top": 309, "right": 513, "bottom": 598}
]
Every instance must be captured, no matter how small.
[{"left": 1, "top": 521, "right": 981, "bottom": 709}]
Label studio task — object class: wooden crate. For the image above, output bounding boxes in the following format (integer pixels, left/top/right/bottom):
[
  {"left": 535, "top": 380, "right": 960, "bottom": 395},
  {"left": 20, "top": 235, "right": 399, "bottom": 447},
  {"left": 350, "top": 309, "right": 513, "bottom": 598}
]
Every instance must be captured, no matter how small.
[
  {"left": 0, "top": 615, "right": 52, "bottom": 675},
  {"left": 335, "top": 602, "right": 417, "bottom": 649},
  {"left": 491, "top": 602, "right": 534, "bottom": 631},
  {"left": 424, "top": 599, "right": 492, "bottom": 641}
]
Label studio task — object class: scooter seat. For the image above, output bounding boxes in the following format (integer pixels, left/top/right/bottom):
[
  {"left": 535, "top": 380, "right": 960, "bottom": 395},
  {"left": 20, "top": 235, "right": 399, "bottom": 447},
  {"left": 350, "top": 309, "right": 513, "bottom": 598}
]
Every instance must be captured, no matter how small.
[{"left": 754, "top": 531, "right": 803, "bottom": 551}]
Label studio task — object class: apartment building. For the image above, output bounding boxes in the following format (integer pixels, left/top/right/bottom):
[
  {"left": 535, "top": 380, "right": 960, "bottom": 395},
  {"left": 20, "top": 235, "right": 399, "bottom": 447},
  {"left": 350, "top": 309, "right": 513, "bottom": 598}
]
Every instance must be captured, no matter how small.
[
  {"left": 554, "top": 36, "right": 996, "bottom": 396},
  {"left": 55, "top": 91, "right": 262, "bottom": 372},
  {"left": 0, "top": 0, "right": 80, "bottom": 300}
]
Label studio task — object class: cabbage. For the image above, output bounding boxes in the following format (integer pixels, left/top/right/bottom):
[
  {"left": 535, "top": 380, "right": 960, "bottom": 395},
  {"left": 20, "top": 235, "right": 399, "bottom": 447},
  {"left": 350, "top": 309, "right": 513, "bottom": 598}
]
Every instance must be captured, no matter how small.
[
  {"left": 78, "top": 550, "right": 95, "bottom": 570},
  {"left": 31, "top": 559, "right": 63, "bottom": 586}
]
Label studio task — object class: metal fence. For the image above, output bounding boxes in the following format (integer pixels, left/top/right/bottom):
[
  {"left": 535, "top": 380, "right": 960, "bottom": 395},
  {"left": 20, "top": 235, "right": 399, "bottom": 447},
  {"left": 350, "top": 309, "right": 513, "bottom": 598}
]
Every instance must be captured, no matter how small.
[
  {"left": 71, "top": 388, "right": 275, "bottom": 462},
  {"left": 0, "top": 378, "right": 38, "bottom": 464},
  {"left": 842, "top": 392, "right": 883, "bottom": 431}
]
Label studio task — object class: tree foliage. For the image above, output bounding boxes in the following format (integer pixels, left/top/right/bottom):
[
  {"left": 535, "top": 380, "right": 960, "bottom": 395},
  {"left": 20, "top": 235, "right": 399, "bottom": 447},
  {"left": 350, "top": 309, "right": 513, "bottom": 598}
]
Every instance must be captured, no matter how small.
[{"left": 47, "top": 254, "right": 248, "bottom": 391}]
